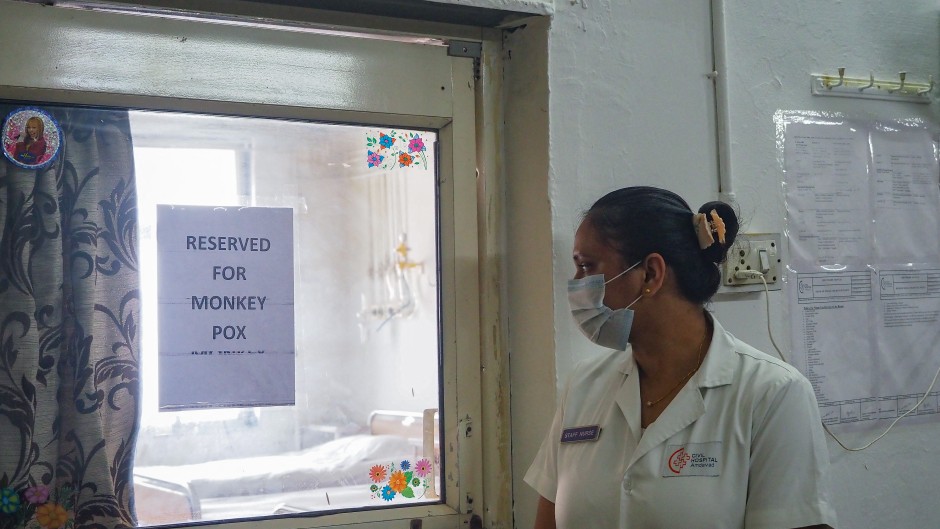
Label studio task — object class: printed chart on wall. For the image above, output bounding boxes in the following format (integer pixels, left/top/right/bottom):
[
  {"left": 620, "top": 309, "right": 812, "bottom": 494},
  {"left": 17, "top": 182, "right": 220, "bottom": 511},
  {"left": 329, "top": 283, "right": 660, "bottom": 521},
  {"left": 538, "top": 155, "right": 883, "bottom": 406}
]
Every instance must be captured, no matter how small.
[
  {"left": 157, "top": 205, "right": 295, "bottom": 410},
  {"left": 782, "top": 118, "right": 940, "bottom": 429}
]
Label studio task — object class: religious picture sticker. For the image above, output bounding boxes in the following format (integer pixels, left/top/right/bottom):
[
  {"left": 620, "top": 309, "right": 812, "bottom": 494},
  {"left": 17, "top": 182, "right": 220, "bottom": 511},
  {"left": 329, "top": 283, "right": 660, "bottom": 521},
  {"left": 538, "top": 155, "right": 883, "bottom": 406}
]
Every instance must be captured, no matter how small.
[{"left": 2, "top": 107, "right": 63, "bottom": 170}]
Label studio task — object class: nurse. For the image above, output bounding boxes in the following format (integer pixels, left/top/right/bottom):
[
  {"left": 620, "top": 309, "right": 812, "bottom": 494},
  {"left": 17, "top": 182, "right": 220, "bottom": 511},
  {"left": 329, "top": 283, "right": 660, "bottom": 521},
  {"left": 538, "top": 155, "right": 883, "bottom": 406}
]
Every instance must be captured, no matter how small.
[{"left": 525, "top": 186, "right": 837, "bottom": 529}]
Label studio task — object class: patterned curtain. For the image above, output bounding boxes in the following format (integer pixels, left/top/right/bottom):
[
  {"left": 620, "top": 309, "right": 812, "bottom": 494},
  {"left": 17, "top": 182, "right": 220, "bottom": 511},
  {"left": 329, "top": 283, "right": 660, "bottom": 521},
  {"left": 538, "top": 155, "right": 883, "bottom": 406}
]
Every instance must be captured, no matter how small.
[{"left": 0, "top": 104, "right": 139, "bottom": 529}]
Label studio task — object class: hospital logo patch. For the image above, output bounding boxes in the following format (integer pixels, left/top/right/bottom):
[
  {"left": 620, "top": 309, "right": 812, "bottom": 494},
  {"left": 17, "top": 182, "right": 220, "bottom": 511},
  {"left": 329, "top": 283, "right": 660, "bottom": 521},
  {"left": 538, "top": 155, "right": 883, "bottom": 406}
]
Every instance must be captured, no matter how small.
[{"left": 662, "top": 442, "right": 721, "bottom": 477}]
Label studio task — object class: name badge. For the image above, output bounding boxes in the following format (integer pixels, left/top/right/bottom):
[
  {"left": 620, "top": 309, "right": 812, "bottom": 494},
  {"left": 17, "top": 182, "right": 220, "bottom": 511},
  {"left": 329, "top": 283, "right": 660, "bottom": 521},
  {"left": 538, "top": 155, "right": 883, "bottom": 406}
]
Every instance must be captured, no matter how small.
[
  {"left": 560, "top": 425, "right": 601, "bottom": 443},
  {"left": 661, "top": 442, "right": 722, "bottom": 477}
]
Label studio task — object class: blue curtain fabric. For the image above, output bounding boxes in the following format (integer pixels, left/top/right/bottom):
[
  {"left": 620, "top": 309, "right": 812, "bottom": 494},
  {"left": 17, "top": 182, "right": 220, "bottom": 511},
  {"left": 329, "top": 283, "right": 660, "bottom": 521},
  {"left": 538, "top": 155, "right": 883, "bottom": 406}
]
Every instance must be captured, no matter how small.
[{"left": 0, "top": 104, "right": 139, "bottom": 529}]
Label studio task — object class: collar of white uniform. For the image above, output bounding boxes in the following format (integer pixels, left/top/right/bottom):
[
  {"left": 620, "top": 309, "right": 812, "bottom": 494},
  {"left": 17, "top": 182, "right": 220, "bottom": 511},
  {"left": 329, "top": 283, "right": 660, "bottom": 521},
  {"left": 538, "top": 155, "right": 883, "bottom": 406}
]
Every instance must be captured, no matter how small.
[{"left": 616, "top": 312, "right": 736, "bottom": 389}]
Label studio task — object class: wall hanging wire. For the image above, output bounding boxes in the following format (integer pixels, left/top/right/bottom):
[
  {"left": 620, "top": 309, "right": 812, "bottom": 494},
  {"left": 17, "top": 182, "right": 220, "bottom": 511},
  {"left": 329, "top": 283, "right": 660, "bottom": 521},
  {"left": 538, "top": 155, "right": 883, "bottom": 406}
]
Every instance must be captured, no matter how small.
[{"left": 811, "top": 68, "right": 934, "bottom": 103}]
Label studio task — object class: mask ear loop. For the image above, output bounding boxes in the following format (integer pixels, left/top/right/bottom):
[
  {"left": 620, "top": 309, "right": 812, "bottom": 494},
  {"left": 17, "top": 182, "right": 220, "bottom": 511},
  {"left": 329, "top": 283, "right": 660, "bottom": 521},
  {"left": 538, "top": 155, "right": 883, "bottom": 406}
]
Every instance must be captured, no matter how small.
[
  {"left": 607, "top": 260, "right": 646, "bottom": 309},
  {"left": 625, "top": 292, "right": 644, "bottom": 310},
  {"left": 604, "top": 260, "right": 643, "bottom": 285}
]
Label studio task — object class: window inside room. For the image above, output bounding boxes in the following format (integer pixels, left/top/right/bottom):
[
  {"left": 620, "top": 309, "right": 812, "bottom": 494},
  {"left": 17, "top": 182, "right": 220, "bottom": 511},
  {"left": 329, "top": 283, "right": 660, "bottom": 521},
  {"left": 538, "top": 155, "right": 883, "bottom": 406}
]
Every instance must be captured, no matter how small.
[
  {"left": 128, "top": 109, "right": 442, "bottom": 525},
  {"left": 135, "top": 145, "right": 243, "bottom": 428}
]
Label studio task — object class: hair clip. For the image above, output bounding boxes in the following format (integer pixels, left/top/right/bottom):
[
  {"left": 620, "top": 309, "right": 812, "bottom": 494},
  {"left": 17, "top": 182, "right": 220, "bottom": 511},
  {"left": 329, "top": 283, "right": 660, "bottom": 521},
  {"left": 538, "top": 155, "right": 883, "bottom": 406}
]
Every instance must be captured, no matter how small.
[
  {"left": 693, "top": 213, "right": 714, "bottom": 249},
  {"left": 693, "top": 210, "right": 727, "bottom": 249},
  {"left": 708, "top": 209, "right": 727, "bottom": 245}
]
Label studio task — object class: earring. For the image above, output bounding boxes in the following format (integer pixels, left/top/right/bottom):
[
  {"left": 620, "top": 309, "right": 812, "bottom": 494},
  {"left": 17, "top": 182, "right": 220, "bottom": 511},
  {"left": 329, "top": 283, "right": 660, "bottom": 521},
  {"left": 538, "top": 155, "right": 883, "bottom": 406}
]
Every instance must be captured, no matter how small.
[{"left": 644, "top": 288, "right": 651, "bottom": 294}]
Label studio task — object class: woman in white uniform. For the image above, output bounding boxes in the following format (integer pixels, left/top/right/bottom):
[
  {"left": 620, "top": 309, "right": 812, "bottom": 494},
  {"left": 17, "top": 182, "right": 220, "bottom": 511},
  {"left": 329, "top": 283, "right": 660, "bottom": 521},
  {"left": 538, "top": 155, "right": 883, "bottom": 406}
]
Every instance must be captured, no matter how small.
[{"left": 525, "top": 187, "right": 837, "bottom": 529}]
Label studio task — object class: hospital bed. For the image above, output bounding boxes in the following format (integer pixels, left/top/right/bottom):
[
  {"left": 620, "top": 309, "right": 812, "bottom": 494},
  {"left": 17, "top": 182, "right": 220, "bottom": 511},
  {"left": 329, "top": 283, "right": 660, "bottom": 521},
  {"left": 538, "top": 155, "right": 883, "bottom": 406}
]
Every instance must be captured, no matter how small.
[{"left": 134, "top": 409, "right": 439, "bottom": 525}]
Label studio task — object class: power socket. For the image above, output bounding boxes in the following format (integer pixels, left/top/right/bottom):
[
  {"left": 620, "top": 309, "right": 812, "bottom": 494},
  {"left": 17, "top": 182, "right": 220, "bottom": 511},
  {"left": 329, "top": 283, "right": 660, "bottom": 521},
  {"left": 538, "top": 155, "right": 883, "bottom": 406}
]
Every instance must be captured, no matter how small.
[{"left": 720, "top": 233, "right": 782, "bottom": 291}]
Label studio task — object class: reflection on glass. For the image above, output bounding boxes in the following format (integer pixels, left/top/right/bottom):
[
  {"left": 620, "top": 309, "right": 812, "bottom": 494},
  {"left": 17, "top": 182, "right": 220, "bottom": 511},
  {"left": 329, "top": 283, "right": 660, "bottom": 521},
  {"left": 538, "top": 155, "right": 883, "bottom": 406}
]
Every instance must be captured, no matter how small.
[{"left": 131, "top": 110, "right": 441, "bottom": 525}]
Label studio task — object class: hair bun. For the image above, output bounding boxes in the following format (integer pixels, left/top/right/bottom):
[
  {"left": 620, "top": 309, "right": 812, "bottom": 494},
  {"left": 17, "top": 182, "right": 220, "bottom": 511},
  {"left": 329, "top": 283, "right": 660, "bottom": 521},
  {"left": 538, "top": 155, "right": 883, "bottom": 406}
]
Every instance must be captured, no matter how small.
[{"left": 698, "top": 201, "right": 739, "bottom": 264}]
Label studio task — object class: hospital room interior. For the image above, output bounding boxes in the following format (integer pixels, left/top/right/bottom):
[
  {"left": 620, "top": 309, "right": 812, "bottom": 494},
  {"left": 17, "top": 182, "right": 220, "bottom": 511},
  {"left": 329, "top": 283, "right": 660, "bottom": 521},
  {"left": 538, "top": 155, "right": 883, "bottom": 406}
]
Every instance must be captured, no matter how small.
[{"left": 0, "top": 1, "right": 939, "bottom": 528}]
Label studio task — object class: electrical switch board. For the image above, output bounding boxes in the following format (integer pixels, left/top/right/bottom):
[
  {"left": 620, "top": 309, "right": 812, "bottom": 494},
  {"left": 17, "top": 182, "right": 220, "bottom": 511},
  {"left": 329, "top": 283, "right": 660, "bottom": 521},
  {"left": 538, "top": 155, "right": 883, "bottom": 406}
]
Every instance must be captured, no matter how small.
[{"left": 719, "top": 233, "right": 783, "bottom": 293}]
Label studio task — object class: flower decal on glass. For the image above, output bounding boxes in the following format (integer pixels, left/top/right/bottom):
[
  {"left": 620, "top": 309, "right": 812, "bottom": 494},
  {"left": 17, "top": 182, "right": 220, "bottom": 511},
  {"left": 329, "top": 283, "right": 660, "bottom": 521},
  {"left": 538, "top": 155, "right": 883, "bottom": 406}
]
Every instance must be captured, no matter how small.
[
  {"left": 368, "top": 459, "right": 434, "bottom": 502},
  {"left": 367, "top": 150, "right": 385, "bottom": 168},
  {"left": 408, "top": 136, "right": 425, "bottom": 154},
  {"left": 369, "top": 464, "right": 388, "bottom": 483},
  {"left": 0, "top": 488, "right": 20, "bottom": 514},
  {"left": 367, "top": 130, "right": 429, "bottom": 170},
  {"left": 389, "top": 471, "right": 408, "bottom": 493},
  {"left": 0, "top": 483, "right": 74, "bottom": 528},
  {"left": 378, "top": 132, "right": 396, "bottom": 149},
  {"left": 380, "top": 485, "right": 396, "bottom": 501},
  {"left": 414, "top": 458, "right": 432, "bottom": 477},
  {"left": 35, "top": 503, "right": 69, "bottom": 529},
  {"left": 23, "top": 486, "right": 49, "bottom": 506}
]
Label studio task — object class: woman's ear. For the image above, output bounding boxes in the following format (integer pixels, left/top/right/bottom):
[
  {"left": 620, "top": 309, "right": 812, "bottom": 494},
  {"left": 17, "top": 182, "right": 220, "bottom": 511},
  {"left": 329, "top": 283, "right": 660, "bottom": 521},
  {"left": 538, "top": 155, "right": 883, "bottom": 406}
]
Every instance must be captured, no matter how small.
[{"left": 641, "top": 253, "right": 667, "bottom": 295}]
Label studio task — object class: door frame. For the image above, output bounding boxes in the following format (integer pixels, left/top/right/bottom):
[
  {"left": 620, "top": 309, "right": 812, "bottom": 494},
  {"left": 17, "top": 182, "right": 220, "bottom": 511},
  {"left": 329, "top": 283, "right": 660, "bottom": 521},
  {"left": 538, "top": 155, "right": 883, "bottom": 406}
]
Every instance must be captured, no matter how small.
[{"left": 0, "top": 1, "right": 510, "bottom": 526}]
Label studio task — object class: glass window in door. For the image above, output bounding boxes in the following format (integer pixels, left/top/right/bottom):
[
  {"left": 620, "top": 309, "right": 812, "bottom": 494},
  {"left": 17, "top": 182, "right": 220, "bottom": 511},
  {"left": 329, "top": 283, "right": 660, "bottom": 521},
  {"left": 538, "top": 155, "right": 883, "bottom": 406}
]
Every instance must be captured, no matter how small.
[{"left": 130, "top": 108, "right": 442, "bottom": 525}]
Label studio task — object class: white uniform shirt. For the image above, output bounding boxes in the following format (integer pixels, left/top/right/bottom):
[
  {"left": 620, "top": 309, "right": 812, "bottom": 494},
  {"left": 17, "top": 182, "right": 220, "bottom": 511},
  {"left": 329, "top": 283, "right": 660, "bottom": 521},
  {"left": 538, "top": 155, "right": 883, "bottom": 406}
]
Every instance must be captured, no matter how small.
[{"left": 525, "top": 317, "right": 838, "bottom": 529}]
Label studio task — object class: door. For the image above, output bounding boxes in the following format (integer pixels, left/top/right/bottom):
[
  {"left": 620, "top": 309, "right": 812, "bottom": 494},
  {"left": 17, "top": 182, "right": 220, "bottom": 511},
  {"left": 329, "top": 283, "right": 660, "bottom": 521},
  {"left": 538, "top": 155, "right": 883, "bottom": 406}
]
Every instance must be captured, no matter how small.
[{"left": 0, "top": 1, "right": 483, "bottom": 528}]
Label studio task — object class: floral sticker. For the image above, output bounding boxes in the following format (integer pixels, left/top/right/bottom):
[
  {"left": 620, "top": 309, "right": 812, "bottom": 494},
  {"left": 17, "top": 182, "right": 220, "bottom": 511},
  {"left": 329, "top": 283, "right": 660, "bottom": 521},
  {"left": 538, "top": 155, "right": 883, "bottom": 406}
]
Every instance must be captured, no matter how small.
[
  {"left": 368, "top": 458, "right": 433, "bottom": 502},
  {"left": 366, "top": 130, "right": 429, "bottom": 170},
  {"left": 0, "top": 483, "right": 74, "bottom": 529}
]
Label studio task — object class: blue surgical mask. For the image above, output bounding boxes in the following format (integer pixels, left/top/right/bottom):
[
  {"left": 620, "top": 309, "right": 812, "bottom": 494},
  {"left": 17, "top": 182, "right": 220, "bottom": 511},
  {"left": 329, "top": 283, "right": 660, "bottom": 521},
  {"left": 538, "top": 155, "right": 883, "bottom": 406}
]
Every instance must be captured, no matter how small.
[{"left": 567, "top": 261, "right": 643, "bottom": 350}]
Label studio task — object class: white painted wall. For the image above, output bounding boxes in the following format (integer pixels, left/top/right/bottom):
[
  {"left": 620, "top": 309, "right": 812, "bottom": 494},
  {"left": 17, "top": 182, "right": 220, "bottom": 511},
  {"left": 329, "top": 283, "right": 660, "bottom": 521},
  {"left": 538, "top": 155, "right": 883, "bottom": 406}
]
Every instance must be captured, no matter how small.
[
  {"left": 507, "top": 1, "right": 719, "bottom": 527},
  {"left": 507, "top": 1, "right": 940, "bottom": 528},
  {"left": 715, "top": 3, "right": 940, "bottom": 529}
]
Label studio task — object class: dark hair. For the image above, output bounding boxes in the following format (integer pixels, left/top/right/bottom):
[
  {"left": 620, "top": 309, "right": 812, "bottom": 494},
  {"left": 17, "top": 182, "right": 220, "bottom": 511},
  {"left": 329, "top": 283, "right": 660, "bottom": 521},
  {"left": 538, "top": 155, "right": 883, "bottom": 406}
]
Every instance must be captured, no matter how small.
[{"left": 583, "top": 186, "right": 739, "bottom": 304}]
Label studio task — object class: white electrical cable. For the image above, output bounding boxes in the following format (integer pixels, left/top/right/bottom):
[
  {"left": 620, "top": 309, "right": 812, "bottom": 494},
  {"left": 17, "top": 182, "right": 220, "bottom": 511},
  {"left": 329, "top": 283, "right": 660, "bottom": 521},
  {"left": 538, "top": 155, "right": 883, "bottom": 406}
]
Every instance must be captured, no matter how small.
[{"left": 734, "top": 269, "right": 940, "bottom": 451}]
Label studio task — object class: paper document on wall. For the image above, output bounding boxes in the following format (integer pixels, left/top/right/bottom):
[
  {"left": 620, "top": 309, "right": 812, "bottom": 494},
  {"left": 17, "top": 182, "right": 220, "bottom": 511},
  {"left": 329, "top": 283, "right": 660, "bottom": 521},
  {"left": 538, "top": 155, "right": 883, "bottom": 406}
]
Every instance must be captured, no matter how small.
[
  {"left": 873, "top": 267, "right": 940, "bottom": 417},
  {"left": 787, "top": 269, "right": 875, "bottom": 413},
  {"left": 783, "top": 118, "right": 940, "bottom": 428},
  {"left": 870, "top": 130, "right": 940, "bottom": 262},
  {"left": 157, "top": 205, "right": 295, "bottom": 410},
  {"left": 784, "top": 123, "right": 871, "bottom": 269},
  {"left": 789, "top": 267, "right": 940, "bottom": 424}
]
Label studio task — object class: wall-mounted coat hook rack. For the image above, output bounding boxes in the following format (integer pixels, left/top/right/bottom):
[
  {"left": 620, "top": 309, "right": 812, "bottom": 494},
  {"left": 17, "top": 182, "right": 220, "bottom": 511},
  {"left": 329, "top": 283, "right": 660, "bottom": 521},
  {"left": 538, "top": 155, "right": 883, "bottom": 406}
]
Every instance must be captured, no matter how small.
[{"left": 811, "top": 69, "right": 934, "bottom": 103}]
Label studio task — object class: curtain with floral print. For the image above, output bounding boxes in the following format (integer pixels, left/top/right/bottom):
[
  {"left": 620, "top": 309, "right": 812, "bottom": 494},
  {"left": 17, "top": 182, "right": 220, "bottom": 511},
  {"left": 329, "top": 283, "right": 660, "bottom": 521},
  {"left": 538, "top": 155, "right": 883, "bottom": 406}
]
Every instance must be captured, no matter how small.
[{"left": 0, "top": 103, "right": 139, "bottom": 529}]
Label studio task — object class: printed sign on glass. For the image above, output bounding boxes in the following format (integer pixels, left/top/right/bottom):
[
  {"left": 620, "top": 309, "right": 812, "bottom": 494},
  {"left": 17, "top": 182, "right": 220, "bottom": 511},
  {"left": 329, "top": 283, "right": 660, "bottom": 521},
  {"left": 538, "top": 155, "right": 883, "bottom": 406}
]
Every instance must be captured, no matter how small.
[{"left": 157, "top": 205, "right": 295, "bottom": 410}]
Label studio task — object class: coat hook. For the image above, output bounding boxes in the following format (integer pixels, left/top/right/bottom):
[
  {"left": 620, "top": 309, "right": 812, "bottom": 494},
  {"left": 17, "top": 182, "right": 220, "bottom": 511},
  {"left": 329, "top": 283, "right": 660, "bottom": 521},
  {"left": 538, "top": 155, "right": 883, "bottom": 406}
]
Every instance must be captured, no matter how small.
[
  {"left": 888, "top": 71, "right": 907, "bottom": 93},
  {"left": 917, "top": 75, "right": 935, "bottom": 95},
  {"left": 827, "top": 67, "right": 846, "bottom": 89},
  {"left": 859, "top": 72, "right": 875, "bottom": 92}
]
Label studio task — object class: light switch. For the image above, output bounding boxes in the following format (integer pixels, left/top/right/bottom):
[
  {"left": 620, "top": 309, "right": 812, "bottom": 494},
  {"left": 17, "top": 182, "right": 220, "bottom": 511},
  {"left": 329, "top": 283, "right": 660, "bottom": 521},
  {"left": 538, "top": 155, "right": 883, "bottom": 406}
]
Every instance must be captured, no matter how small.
[{"left": 758, "top": 249, "right": 770, "bottom": 273}]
